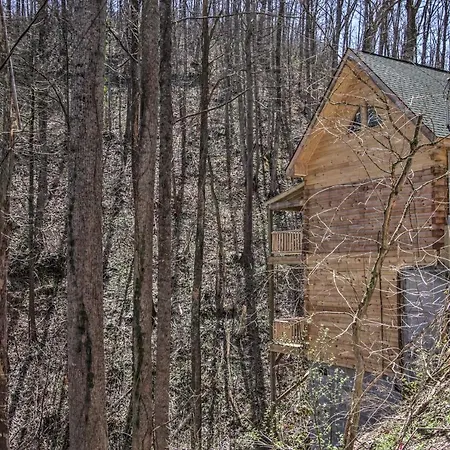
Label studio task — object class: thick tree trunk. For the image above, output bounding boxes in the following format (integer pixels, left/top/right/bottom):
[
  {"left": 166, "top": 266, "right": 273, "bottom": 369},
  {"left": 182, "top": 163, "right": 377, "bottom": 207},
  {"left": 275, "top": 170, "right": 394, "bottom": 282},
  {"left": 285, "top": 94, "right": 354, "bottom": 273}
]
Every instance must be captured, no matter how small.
[
  {"left": 270, "top": 0, "right": 284, "bottom": 197},
  {"left": 362, "top": 0, "right": 375, "bottom": 52},
  {"left": 66, "top": 1, "right": 107, "bottom": 448},
  {"left": 130, "top": 0, "right": 159, "bottom": 448},
  {"left": 332, "top": 0, "right": 343, "bottom": 68},
  {"left": 154, "top": 0, "right": 173, "bottom": 448},
  {"left": 402, "top": 0, "right": 421, "bottom": 62},
  {"left": 34, "top": 0, "right": 49, "bottom": 285},
  {"left": 224, "top": 0, "right": 238, "bottom": 256}
]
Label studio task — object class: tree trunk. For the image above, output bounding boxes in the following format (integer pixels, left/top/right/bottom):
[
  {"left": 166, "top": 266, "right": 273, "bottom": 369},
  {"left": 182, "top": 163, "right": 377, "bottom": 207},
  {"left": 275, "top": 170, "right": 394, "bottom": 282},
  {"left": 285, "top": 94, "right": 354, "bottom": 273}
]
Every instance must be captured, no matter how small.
[
  {"left": 270, "top": 0, "right": 284, "bottom": 197},
  {"left": 343, "top": 118, "right": 423, "bottom": 450},
  {"left": 362, "top": 0, "right": 375, "bottom": 52},
  {"left": 191, "top": 0, "right": 209, "bottom": 447},
  {"left": 172, "top": 0, "right": 187, "bottom": 308},
  {"left": 130, "top": 0, "right": 159, "bottom": 448},
  {"left": 66, "top": 1, "right": 107, "bottom": 449},
  {"left": 154, "top": 0, "right": 173, "bottom": 448},
  {"left": 34, "top": 0, "right": 49, "bottom": 280},
  {"left": 402, "top": 0, "right": 421, "bottom": 62},
  {"left": 27, "top": 85, "right": 37, "bottom": 344},
  {"left": 206, "top": 155, "right": 226, "bottom": 449},
  {"left": 332, "top": 0, "right": 344, "bottom": 68},
  {"left": 243, "top": 0, "right": 266, "bottom": 426},
  {"left": 0, "top": 2, "right": 14, "bottom": 446}
]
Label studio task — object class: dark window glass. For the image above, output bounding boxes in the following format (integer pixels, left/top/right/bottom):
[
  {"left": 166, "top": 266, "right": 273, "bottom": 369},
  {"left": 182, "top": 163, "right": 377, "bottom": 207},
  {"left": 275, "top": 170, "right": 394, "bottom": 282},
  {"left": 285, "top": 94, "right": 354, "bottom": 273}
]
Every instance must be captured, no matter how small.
[
  {"left": 367, "top": 105, "right": 382, "bottom": 127},
  {"left": 348, "top": 107, "right": 362, "bottom": 132}
]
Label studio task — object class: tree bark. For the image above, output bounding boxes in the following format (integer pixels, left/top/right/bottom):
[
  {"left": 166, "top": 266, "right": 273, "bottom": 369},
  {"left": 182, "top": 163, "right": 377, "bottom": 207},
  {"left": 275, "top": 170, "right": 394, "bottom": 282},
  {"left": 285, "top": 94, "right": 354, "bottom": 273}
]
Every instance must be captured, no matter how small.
[
  {"left": 66, "top": 1, "right": 107, "bottom": 449},
  {"left": 402, "top": 0, "right": 421, "bottom": 62},
  {"left": 27, "top": 85, "right": 37, "bottom": 344},
  {"left": 206, "top": 155, "right": 226, "bottom": 448},
  {"left": 0, "top": 2, "right": 14, "bottom": 446},
  {"left": 191, "top": 0, "right": 209, "bottom": 447},
  {"left": 362, "top": 0, "right": 376, "bottom": 52},
  {"left": 242, "top": 0, "right": 266, "bottom": 426},
  {"left": 154, "top": 0, "right": 173, "bottom": 448},
  {"left": 173, "top": 0, "right": 188, "bottom": 290},
  {"left": 130, "top": 0, "right": 159, "bottom": 448}
]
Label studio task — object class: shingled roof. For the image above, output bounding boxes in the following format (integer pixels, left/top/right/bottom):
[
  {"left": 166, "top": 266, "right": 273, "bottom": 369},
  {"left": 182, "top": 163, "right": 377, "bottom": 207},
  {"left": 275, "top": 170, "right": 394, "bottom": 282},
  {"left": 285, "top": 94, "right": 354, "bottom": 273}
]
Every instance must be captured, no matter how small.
[{"left": 356, "top": 51, "right": 450, "bottom": 138}]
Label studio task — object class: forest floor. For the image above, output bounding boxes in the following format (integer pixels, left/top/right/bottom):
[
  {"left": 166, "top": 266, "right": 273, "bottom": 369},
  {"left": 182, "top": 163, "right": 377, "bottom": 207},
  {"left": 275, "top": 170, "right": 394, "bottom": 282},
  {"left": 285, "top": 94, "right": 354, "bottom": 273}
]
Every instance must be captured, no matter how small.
[{"left": 356, "top": 371, "right": 450, "bottom": 450}]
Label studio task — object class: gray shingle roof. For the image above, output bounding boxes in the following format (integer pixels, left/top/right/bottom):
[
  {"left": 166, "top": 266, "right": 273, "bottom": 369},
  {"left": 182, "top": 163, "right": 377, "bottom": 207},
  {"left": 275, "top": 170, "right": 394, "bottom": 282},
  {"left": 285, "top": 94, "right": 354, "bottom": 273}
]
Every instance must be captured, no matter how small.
[{"left": 357, "top": 51, "right": 450, "bottom": 138}]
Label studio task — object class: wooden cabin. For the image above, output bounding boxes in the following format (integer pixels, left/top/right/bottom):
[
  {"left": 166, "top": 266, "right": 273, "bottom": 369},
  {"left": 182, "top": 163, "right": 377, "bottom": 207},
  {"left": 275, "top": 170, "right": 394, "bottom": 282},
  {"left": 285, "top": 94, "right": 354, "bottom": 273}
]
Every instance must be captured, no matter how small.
[{"left": 267, "top": 49, "right": 450, "bottom": 401}]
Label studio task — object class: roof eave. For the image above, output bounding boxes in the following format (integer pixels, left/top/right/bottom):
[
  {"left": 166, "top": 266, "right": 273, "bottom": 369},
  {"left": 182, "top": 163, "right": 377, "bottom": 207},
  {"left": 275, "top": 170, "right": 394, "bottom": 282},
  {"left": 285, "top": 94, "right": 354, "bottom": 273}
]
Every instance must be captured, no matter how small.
[{"left": 265, "top": 181, "right": 305, "bottom": 210}]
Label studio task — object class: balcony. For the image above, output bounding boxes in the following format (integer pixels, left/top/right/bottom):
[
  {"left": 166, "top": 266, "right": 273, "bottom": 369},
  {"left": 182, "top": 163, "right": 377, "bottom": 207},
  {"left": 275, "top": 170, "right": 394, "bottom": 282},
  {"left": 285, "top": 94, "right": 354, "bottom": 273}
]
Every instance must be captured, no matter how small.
[
  {"left": 270, "top": 318, "right": 307, "bottom": 357},
  {"left": 271, "top": 230, "right": 302, "bottom": 255},
  {"left": 270, "top": 230, "right": 302, "bottom": 264},
  {"left": 273, "top": 317, "right": 306, "bottom": 344}
]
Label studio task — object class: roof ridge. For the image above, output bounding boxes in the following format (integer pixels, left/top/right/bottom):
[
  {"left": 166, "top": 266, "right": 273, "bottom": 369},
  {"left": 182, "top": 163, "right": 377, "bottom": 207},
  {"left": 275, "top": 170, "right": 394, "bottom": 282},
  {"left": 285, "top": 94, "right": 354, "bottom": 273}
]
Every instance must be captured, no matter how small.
[{"left": 358, "top": 50, "right": 450, "bottom": 76}]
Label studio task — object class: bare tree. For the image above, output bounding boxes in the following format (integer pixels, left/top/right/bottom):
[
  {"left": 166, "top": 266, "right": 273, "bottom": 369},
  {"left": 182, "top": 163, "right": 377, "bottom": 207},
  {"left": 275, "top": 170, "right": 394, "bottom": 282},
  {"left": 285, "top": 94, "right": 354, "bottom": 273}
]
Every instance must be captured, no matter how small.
[
  {"left": 191, "top": 0, "right": 210, "bottom": 447},
  {"left": 402, "top": 0, "right": 421, "bottom": 61},
  {"left": 154, "top": 0, "right": 173, "bottom": 448},
  {"left": 242, "top": 0, "right": 266, "bottom": 425},
  {"left": 66, "top": 1, "right": 107, "bottom": 448},
  {"left": 0, "top": 1, "right": 15, "bottom": 446},
  {"left": 343, "top": 117, "right": 424, "bottom": 450},
  {"left": 130, "top": 0, "right": 159, "bottom": 448}
]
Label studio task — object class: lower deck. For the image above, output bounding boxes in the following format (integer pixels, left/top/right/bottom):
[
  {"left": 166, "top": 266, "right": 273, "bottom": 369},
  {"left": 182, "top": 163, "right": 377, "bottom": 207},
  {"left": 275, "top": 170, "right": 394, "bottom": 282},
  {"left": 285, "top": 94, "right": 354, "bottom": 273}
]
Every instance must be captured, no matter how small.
[{"left": 270, "top": 317, "right": 307, "bottom": 356}]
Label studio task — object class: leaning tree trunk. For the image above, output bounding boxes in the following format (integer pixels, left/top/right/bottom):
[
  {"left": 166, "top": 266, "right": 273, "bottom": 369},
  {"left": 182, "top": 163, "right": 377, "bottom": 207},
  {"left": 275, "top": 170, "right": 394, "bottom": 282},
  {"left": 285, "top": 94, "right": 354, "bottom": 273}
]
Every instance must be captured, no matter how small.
[
  {"left": 66, "top": 1, "right": 107, "bottom": 449},
  {"left": 343, "top": 118, "right": 423, "bottom": 450},
  {"left": 130, "top": 0, "right": 159, "bottom": 448}
]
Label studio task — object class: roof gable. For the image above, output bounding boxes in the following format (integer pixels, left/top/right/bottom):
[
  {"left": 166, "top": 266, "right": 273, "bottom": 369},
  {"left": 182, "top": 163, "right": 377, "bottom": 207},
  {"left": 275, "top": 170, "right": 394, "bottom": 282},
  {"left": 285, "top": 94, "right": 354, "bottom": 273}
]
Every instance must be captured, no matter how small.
[{"left": 287, "top": 49, "right": 450, "bottom": 178}]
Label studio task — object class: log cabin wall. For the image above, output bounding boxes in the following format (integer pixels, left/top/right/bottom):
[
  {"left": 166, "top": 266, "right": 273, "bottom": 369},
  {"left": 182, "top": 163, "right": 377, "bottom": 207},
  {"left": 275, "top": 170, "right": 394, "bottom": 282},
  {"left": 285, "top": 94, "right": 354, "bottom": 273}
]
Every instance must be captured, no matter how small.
[{"left": 299, "top": 61, "right": 449, "bottom": 373}]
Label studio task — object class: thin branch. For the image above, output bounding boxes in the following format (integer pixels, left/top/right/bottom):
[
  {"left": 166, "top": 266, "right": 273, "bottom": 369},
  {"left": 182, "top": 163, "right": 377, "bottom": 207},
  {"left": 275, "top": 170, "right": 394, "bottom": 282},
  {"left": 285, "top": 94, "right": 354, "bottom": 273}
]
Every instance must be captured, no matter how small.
[
  {"left": 107, "top": 23, "right": 138, "bottom": 63},
  {"left": 174, "top": 89, "right": 247, "bottom": 124},
  {"left": 0, "top": 0, "right": 49, "bottom": 75}
]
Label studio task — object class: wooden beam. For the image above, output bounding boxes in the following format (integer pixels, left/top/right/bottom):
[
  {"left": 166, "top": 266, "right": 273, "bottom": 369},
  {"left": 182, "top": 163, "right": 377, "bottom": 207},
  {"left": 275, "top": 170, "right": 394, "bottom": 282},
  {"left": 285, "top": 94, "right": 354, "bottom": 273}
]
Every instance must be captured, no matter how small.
[
  {"left": 267, "top": 208, "right": 276, "bottom": 411},
  {"left": 269, "top": 343, "right": 306, "bottom": 357},
  {"left": 265, "top": 181, "right": 305, "bottom": 209},
  {"left": 269, "top": 199, "right": 303, "bottom": 211},
  {"left": 268, "top": 255, "right": 303, "bottom": 265}
]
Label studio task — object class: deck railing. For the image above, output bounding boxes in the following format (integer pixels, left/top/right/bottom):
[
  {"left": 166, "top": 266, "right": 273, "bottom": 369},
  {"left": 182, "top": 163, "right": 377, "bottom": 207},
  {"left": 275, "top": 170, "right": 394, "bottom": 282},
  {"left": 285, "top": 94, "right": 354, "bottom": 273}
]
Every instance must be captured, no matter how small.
[
  {"left": 271, "top": 230, "right": 302, "bottom": 255},
  {"left": 273, "top": 318, "right": 306, "bottom": 346}
]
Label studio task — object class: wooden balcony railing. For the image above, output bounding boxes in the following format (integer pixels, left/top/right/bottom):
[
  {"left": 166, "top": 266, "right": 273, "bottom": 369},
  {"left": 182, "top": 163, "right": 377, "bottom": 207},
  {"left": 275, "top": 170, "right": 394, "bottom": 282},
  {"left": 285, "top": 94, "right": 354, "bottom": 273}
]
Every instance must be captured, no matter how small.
[
  {"left": 271, "top": 230, "right": 302, "bottom": 255},
  {"left": 273, "top": 318, "right": 306, "bottom": 346}
]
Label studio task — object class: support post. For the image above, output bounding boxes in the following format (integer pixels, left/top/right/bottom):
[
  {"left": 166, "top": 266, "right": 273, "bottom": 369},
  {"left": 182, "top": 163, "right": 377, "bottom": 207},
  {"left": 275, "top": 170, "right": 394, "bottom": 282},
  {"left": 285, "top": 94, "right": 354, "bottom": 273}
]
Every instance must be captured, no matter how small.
[{"left": 268, "top": 207, "right": 276, "bottom": 413}]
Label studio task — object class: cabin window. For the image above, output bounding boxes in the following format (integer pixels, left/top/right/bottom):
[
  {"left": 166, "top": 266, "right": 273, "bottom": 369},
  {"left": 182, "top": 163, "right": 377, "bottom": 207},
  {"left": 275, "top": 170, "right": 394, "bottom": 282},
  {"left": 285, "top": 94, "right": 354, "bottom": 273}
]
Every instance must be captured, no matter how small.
[
  {"left": 348, "top": 107, "right": 362, "bottom": 132},
  {"left": 367, "top": 105, "right": 382, "bottom": 127}
]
